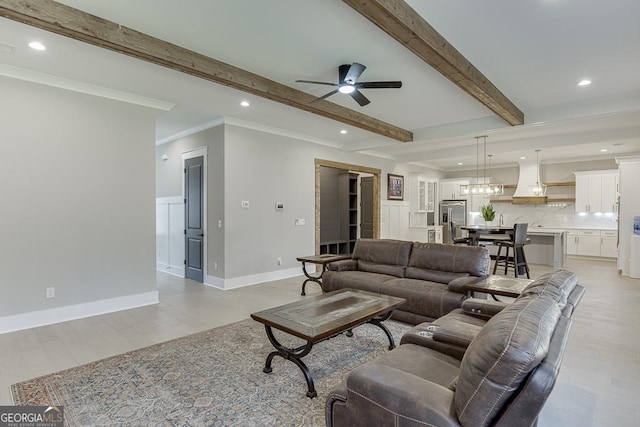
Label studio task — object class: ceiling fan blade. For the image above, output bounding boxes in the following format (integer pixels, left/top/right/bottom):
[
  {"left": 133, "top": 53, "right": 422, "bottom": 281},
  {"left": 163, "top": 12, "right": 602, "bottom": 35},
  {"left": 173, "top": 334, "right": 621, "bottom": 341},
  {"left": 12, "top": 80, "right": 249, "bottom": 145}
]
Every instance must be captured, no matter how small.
[
  {"left": 311, "top": 88, "right": 340, "bottom": 103},
  {"left": 295, "top": 80, "right": 338, "bottom": 87},
  {"left": 338, "top": 64, "right": 350, "bottom": 84},
  {"left": 356, "top": 81, "right": 403, "bottom": 89},
  {"left": 350, "top": 89, "right": 370, "bottom": 106},
  {"left": 344, "top": 62, "right": 366, "bottom": 84}
]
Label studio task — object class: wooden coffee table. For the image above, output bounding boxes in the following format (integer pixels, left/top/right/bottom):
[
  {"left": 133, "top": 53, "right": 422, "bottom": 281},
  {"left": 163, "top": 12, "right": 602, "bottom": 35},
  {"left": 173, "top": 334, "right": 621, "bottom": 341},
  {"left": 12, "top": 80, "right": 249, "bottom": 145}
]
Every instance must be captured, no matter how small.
[
  {"left": 296, "top": 254, "right": 351, "bottom": 295},
  {"left": 251, "top": 289, "right": 405, "bottom": 398}
]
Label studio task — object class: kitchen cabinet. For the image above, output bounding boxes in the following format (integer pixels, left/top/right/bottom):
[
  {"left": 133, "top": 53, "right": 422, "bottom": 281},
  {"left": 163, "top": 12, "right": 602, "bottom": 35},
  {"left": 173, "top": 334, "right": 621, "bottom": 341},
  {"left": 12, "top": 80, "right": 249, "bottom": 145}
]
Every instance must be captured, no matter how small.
[
  {"left": 567, "top": 229, "right": 617, "bottom": 257},
  {"left": 410, "top": 176, "right": 437, "bottom": 212},
  {"left": 574, "top": 170, "right": 618, "bottom": 213},
  {"left": 428, "top": 225, "right": 443, "bottom": 243},
  {"left": 601, "top": 230, "right": 618, "bottom": 258},
  {"left": 439, "top": 178, "right": 493, "bottom": 213},
  {"left": 439, "top": 178, "right": 467, "bottom": 201}
]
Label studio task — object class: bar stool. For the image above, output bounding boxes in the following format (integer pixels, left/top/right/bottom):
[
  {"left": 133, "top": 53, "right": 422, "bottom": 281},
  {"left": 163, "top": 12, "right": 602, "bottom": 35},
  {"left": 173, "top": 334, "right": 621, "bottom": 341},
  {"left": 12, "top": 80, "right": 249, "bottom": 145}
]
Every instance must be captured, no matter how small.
[
  {"left": 450, "top": 221, "right": 470, "bottom": 245},
  {"left": 493, "top": 223, "right": 531, "bottom": 278}
]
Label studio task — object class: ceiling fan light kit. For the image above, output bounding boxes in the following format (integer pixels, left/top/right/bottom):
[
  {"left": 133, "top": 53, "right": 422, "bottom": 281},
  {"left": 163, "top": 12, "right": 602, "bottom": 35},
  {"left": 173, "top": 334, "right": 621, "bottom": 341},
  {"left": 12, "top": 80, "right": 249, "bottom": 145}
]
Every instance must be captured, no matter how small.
[{"left": 296, "top": 62, "right": 402, "bottom": 106}]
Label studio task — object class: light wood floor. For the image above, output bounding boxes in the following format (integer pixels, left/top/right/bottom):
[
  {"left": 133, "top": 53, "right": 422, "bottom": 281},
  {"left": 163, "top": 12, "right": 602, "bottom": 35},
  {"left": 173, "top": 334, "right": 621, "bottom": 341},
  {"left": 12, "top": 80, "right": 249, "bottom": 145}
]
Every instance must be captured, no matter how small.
[{"left": 1, "top": 258, "right": 638, "bottom": 426}]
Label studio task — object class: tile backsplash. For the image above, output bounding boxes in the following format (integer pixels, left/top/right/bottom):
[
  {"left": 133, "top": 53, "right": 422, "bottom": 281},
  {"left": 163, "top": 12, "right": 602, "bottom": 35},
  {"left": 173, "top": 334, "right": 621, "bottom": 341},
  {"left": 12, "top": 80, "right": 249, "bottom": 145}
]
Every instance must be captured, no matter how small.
[{"left": 469, "top": 202, "right": 618, "bottom": 230}]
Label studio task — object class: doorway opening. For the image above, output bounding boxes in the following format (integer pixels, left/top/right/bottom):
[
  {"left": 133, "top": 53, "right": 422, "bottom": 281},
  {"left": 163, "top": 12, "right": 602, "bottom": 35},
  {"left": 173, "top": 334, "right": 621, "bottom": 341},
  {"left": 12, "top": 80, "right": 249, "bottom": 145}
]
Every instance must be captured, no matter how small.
[{"left": 315, "top": 159, "right": 380, "bottom": 255}]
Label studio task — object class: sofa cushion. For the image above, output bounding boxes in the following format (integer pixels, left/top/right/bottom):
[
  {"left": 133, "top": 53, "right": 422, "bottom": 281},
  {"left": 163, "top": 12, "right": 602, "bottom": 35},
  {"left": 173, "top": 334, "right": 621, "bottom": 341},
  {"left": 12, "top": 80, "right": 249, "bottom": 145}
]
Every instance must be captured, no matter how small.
[
  {"left": 381, "top": 278, "right": 466, "bottom": 319},
  {"left": 405, "top": 267, "right": 468, "bottom": 284},
  {"left": 357, "top": 260, "right": 405, "bottom": 278},
  {"left": 454, "top": 293, "right": 561, "bottom": 427},
  {"left": 351, "top": 239, "right": 412, "bottom": 277},
  {"left": 408, "top": 243, "right": 490, "bottom": 277},
  {"left": 321, "top": 270, "right": 394, "bottom": 294},
  {"left": 337, "top": 344, "right": 461, "bottom": 427},
  {"left": 521, "top": 269, "right": 578, "bottom": 309}
]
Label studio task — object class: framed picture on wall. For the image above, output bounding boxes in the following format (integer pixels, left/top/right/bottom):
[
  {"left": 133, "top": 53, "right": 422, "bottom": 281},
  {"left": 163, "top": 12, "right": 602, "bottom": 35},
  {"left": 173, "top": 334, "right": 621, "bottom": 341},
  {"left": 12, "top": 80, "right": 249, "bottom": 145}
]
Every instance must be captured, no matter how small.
[{"left": 387, "top": 174, "right": 404, "bottom": 200}]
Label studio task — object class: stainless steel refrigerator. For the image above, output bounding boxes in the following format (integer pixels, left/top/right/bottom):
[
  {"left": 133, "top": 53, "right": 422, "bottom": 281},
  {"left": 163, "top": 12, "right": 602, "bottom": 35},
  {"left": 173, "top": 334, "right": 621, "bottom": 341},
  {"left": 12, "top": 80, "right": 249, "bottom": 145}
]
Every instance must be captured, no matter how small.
[{"left": 440, "top": 200, "right": 467, "bottom": 244}]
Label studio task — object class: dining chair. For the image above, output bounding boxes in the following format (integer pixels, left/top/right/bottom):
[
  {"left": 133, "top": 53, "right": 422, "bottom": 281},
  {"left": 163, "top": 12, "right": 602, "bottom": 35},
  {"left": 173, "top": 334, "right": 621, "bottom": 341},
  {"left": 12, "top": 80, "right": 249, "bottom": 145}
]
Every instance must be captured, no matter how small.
[{"left": 492, "top": 223, "right": 531, "bottom": 278}]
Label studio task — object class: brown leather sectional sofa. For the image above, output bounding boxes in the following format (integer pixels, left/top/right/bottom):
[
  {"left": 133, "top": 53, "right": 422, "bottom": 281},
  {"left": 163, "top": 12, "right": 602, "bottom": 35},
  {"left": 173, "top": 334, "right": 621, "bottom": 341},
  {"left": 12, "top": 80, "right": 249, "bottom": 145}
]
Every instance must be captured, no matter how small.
[
  {"left": 326, "top": 270, "right": 584, "bottom": 427},
  {"left": 322, "top": 239, "right": 491, "bottom": 324}
]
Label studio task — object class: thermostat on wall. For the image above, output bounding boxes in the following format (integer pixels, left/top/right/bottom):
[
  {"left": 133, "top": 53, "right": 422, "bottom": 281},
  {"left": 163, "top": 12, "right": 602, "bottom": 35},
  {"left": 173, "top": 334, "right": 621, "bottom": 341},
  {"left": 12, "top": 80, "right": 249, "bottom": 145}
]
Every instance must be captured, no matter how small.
[{"left": 275, "top": 202, "right": 284, "bottom": 211}]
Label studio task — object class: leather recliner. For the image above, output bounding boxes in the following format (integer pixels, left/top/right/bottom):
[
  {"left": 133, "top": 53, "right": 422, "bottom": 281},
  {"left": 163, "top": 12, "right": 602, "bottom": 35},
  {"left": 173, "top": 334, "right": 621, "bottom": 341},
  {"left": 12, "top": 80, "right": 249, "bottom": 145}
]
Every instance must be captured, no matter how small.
[{"left": 326, "top": 270, "right": 583, "bottom": 427}]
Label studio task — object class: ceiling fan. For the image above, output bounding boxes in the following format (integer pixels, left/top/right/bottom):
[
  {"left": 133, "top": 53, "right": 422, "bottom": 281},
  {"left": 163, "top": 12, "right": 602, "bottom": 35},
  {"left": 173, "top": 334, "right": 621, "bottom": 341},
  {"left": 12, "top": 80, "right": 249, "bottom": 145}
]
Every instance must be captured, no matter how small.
[{"left": 295, "top": 62, "right": 402, "bottom": 106}]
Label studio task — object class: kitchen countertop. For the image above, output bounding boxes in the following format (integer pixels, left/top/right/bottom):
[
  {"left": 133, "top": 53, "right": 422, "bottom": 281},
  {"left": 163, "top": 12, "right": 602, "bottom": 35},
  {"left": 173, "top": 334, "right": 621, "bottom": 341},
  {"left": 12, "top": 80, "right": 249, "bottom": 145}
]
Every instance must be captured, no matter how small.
[{"left": 528, "top": 227, "right": 617, "bottom": 232}]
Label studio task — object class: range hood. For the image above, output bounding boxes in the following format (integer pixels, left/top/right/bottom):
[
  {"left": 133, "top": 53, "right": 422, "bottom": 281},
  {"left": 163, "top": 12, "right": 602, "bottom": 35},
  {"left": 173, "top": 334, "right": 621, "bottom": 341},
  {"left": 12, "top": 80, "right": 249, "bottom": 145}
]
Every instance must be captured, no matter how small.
[{"left": 512, "top": 158, "right": 547, "bottom": 205}]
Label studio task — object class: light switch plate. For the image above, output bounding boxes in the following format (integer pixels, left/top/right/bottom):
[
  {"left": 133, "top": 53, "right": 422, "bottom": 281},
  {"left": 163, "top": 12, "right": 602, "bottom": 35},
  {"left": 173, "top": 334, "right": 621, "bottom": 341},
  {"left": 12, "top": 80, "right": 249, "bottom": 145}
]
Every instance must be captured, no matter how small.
[{"left": 241, "top": 200, "right": 249, "bottom": 209}]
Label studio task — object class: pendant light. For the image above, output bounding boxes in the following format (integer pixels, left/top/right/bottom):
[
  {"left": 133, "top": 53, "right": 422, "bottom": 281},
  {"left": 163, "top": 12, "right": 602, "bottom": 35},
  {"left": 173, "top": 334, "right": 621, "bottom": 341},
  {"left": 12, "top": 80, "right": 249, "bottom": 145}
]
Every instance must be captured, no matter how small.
[
  {"left": 529, "top": 149, "right": 547, "bottom": 196},
  {"left": 460, "top": 136, "right": 504, "bottom": 196}
]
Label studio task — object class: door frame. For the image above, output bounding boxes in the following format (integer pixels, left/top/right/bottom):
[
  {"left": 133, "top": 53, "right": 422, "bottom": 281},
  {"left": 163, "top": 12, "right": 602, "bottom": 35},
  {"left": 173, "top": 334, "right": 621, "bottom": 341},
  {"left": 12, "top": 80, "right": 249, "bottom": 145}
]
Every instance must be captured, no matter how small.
[
  {"left": 182, "top": 147, "right": 208, "bottom": 280},
  {"left": 315, "top": 159, "right": 381, "bottom": 254}
]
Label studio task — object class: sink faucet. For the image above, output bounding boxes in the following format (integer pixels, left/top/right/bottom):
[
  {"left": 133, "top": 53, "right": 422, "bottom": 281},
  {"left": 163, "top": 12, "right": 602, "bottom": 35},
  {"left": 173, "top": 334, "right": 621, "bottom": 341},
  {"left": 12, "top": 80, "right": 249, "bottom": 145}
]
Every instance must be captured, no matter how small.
[{"left": 499, "top": 214, "right": 504, "bottom": 227}]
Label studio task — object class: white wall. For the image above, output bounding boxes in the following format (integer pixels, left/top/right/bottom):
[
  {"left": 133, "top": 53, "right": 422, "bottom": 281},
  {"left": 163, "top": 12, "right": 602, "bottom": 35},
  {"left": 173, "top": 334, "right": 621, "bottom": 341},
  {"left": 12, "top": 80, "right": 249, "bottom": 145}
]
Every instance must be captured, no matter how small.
[
  {"left": 616, "top": 156, "right": 640, "bottom": 276},
  {"left": 0, "top": 77, "right": 160, "bottom": 332},
  {"left": 155, "top": 123, "right": 435, "bottom": 288},
  {"left": 156, "top": 125, "right": 225, "bottom": 278}
]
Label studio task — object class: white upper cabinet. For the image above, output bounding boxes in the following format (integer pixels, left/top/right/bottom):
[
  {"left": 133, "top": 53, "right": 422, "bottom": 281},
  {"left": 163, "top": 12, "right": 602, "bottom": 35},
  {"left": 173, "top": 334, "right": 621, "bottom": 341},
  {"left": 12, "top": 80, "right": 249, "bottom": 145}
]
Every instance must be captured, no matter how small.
[
  {"left": 574, "top": 170, "right": 618, "bottom": 213},
  {"left": 439, "top": 178, "right": 468, "bottom": 201},
  {"left": 410, "top": 175, "right": 438, "bottom": 212}
]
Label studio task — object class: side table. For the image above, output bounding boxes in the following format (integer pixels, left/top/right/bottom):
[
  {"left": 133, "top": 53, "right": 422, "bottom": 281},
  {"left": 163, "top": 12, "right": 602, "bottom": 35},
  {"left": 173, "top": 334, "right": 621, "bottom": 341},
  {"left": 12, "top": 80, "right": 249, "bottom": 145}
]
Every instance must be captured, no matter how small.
[
  {"left": 463, "top": 275, "right": 533, "bottom": 299},
  {"left": 295, "top": 254, "right": 351, "bottom": 296}
]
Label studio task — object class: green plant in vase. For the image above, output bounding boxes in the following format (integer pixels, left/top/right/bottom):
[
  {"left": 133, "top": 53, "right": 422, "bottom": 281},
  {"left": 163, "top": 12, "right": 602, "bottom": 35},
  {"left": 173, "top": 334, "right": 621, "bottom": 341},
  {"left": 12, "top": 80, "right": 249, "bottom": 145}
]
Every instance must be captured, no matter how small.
[{"left": 481, "top": 204, "right": 496, "bottom": 227}]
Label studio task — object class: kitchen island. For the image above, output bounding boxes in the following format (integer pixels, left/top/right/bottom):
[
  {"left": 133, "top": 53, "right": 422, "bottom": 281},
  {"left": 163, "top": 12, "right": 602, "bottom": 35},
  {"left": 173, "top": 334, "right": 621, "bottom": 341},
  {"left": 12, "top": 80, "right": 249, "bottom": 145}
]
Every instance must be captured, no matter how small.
[
  {"left": 526, "top": 228, "right": 567, "bottom": 269},
  {"left": 480, "top": 227, "right": 567, "bottom": 269}
]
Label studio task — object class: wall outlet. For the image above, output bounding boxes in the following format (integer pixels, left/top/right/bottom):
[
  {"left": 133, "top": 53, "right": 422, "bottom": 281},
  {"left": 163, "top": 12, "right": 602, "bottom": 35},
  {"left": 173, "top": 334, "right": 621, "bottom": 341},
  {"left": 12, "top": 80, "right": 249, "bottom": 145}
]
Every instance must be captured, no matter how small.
[
  {"left": 295, "top": 218, "right": 306, "bottom": 226},
  {"left": 46, "top": 287, "right": 55, "bottom": 299},
  {"left": 213, "top": 262, "right": 218, "bottom": 270},
  {"left": 277, "top": 257, "right": 282, "bottom": 266},
  {"left": 218, "top": 220, "right": 222, "bottom": 228},
  {"left": 241, "top": 200, "right": 250, "bottom": 209}
]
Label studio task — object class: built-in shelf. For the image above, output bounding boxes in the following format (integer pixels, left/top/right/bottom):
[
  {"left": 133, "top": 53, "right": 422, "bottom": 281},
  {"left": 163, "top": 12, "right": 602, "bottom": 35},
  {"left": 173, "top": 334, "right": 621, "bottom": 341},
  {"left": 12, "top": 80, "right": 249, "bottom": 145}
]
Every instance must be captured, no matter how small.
[
  {"left": 490, "top": 197, "right": 576, "bottom": 204},
  {"left": 320, "top": 173, "right": 358, "bottom": 255},
  {"left": 490, "top": 181, "right": 576, "bottom": 204},
  {"left": 502, "top": 181, "right": 575, "bottom": 189}
]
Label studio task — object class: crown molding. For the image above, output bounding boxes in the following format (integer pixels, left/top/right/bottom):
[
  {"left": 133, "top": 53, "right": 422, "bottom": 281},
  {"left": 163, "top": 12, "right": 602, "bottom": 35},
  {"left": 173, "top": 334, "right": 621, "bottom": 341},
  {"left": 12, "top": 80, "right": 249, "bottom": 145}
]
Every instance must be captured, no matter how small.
[{"left": 0, "top": 64, "right": 175, "bottom": 110}]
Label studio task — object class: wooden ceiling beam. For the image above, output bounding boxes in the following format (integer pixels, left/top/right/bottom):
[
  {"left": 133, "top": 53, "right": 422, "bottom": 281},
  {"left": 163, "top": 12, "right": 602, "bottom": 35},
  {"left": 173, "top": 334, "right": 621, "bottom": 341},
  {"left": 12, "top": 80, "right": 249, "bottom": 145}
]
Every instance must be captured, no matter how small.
[
  {"left": 0, "top": 0, "right": 413, "bottom": 142},
  {"left": 343, "top": 0, "right": 524, "bottom": 126}
]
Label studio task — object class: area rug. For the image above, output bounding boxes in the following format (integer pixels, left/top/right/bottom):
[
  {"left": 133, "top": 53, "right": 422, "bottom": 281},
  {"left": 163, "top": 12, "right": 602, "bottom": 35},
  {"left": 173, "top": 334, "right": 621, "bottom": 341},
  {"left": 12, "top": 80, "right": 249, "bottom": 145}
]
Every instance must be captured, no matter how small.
[{"left": 11, "top": 318, "right": 410, "bottom": 426}]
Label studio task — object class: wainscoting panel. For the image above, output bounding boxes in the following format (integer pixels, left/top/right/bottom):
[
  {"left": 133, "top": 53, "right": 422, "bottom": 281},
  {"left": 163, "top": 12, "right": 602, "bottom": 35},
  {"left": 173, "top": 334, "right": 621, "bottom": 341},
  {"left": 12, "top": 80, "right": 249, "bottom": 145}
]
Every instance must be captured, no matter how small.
[{"left": 156, "top": 197, "right": 185, "bottom": 277}]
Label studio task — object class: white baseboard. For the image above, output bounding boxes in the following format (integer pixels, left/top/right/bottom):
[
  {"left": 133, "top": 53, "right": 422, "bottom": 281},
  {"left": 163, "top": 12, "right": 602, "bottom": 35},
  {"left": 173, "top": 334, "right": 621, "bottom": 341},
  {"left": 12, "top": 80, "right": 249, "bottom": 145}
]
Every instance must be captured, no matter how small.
[
  {"left": 205, "top": 266, "right": 305, "bottom": 290},
  {"left": 204, "top": 274, "right": 225, "bottom": 289},
  {"left": 157, "top": 262, "right": 185, "bottom": 278},
  {"left": 0, "top": 291, "right": 159, "bottom": 335}
]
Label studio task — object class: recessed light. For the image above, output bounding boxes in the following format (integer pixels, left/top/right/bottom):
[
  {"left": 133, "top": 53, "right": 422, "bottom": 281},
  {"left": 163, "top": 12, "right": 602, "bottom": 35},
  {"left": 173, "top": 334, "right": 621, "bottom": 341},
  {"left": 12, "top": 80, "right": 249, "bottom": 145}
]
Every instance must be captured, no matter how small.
[
  {"left": 520, "top": 156, "right": 526, "bottom": 160},
  {"left": 578, "top": 79, "right": 591, "bottom": 86},
  {"left": 240, "top": 101, "right": 250, "bottom": 107},
  {"left": 457, "top": 162, "right": 463, "bottom": 166},
  {"left": 600, "top": 149, "right": 608, "bottom": 152},
  {"left": 340, "top": 129, "right": 347, "bottom": 134},
  {"left": 28, "top": 41, "right": 46, "bottom": 51}
]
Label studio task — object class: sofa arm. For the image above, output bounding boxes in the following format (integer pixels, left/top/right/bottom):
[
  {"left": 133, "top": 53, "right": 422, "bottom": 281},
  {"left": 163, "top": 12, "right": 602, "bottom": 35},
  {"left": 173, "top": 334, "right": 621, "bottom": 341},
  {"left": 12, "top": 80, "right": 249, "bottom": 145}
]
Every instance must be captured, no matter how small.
[
  {"left": 461, "top": 298, "right": 507, "bottom": 320},
  {"left": 433, "top": 323, "right": 482, "bottom": 349},
  {"left": 330, "top": 364, "right": 460, "bottom": 427},
  {"left": 448, "top": 276, "right": 485, "bottom": 293},
  {"left": 327, "top": 259, "right": 357, "bottom": 271}
]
